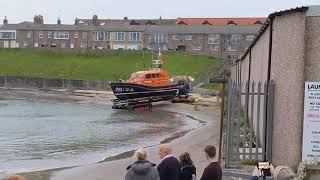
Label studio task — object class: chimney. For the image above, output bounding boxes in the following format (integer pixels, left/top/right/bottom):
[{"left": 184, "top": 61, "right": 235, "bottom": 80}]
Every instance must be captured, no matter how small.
[
  {"left": 3, "top": 16, "right": 8, "bottom": 24},
  {"left": 92, "top": 15, "right": 99, "bottom": 26},
  {"left": 57, "top": 18, "right": 61, "bottom": 25},
  {"left": 33, "top": 15, "right": 44, "bottom": 24},
  {"left": 75, "top": 18, "right": 80, "bottom": 25}
]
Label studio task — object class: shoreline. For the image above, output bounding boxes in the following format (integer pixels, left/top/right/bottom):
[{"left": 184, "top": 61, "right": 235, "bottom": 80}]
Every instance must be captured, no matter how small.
[{"left": 0, "top": 88, "right": 220, "bottom": 180}]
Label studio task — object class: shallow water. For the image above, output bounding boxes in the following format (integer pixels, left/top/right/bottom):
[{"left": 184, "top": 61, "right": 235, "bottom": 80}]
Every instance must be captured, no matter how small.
[{"left": 0, "top": 100, "right": 201, "bottom": 175}]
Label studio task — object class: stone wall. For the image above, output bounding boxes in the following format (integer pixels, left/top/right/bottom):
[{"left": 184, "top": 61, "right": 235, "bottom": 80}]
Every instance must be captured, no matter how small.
[{"left": 0, "top": 76, "right": 110, "bottom": 90}]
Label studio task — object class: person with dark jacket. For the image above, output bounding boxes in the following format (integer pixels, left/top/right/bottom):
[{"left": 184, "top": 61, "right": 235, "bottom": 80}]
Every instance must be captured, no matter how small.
[
  {"left": 179, "top": 152, "right": 196, "bottom": 180},
  {"left": 200, "top": 145, "right": 222, "bottom": 180},
  {"left": 125, "top": 148, "right": 159, "bottom": 180},
  {"left": 157, "top": 143, "right": 181, "bottom": 180}
]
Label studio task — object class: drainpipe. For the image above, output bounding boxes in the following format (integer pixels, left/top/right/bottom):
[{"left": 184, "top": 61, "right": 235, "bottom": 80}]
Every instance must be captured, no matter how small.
[{"left": 267, "top": 18, "right": 273, "bottom": 83}]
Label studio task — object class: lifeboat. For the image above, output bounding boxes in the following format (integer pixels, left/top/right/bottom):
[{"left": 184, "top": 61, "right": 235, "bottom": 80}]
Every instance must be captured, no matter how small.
[{"left": 109, "top": 50, "right": 179, "bottom": 101}]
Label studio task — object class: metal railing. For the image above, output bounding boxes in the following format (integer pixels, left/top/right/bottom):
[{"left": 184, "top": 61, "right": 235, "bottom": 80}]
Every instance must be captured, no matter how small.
[{"left": 225, "top": 79, "right": 275, "bottom": 166}]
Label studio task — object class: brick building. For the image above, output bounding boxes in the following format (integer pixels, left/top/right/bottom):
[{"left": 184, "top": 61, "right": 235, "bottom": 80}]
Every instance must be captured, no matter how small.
[{"left": 0, "top": 15, "right": 264, "bottom": 59}]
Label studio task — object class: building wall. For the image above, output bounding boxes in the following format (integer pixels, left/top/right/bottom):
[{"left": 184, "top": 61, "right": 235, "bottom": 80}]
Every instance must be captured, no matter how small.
[
  {"left": 304, "top": 16, "right": 320, "bottom": 81},
  {"left": 270, "top": 12, "right": 306, "bottom": 168}
]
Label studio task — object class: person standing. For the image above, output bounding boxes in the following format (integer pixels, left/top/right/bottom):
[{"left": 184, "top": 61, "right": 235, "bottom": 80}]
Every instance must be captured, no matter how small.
[
  {"left": 200, "top": 145, "right": 222, "bottom": 180},
  {"left": 179, "top": 152, "right": 196, "bottom": 180},
  {"left": 125, "top": 148, "right": 159, "bottom": 180},
  {"left": 157, "top": 143, "right": 181, "bottom": 180}
]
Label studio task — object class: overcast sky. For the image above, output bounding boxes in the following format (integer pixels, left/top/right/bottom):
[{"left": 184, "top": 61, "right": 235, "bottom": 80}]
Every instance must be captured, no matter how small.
[{"left": 1, "top": 0, "right": 319, "bottom": 24}]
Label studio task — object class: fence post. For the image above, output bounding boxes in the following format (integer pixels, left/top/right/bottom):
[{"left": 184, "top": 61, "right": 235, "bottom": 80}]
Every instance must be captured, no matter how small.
[
  {"left": 4, "top": 75, "right": 7, "bottom": 87},
  {"left": 266, "top": 80, "right": 275, "bottom": 162},
  {"left": 225, "top": 79, "right": 233, "bottom": 167}
]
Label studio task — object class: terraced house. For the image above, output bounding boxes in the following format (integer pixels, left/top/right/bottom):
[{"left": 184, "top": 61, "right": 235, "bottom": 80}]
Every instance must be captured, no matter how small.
[{"left": 0, "top": 15, "right": 265, "bottom": 59}]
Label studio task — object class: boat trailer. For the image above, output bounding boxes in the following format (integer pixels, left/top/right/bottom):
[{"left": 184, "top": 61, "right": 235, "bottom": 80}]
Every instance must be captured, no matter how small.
[{"left": 112, "top": 95, "right": 174, "bottom": 110}]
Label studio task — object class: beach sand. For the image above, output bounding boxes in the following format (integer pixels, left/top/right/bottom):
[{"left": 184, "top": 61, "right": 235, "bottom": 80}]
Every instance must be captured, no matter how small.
[{"left": 0, "top": 88, "right": 221, "bottom": 180}]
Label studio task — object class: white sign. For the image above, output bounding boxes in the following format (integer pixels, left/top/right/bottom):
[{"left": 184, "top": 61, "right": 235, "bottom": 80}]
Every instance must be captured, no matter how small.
[{"left": 302, "top": 82, "right": 320, "bottom": 161}]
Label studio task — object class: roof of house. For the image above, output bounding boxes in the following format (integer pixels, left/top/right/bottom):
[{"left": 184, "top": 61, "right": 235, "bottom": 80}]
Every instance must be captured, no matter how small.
[
  {"left": 144, "top": 25, "right": 261, "bottom": 34},
  {"left": 78, "top": 18, "right": 176, "bottom": 26},
  {"left": 0, "top": 22, "right": 95, "bottom": 31},
  {"left": 176, "top": 18, "right": 267, "bottom": 26}
]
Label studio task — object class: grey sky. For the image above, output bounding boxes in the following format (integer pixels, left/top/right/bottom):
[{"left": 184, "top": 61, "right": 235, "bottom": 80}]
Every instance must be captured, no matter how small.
[{"left": 1, "top": 0, "right": 319, "bottom": 24}]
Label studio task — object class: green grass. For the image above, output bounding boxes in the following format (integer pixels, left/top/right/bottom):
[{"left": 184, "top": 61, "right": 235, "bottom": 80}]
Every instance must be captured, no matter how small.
[
  {"left": 0, "top": 49, "right": 225, "bottom": 81},
  {"left": 200, "top": 83, "right": 221, "bottom": 90}
]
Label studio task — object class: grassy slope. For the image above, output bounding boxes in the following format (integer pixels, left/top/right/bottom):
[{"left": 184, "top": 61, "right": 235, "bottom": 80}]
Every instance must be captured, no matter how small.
[{"left": 0, "top": 49, "right": 225, "bottom": 81}]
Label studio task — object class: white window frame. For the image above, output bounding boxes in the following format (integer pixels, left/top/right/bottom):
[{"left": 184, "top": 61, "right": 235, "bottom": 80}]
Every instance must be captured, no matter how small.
[
  {"left": 150, "top": 34, "right": 165, "bottom": 44},
  {"left": 83, "top": 32, "right": 88, "bottom": 39},
  {"left": 27, "top": 31, "right": 32, "bottom": 38},
  {"left": 227, "top": 46, "right": 237, "bottom": 52},
  {"left": 0, "top": 30, "right": 16, "bottom": 40},
  {"left": 93, "top": 32, "right": 106, "bottom": 41},
  {"left": 74, "top": 31, "right": 79, "bottom": 39},
  {"left": 230, "top": 34, "right": 241, "bottom": 45},
  {"left": 70, "top": 43, "right": 75, "bottom": 49},
  {"left": 208, "top": 34, "right": 220, "bottom": 44},
  {"left": 114, "top": 32, "right": 125, "bottom": 41},
  {"left": 54, "top": 32, "right": 69, "bottom": 40},
  {"left": 128, "top": 32, "right": 140, "bottom": 42},
  {"left": 3, "top": 41, "right": 9, "bottom": 48},
  {"left": 185, "top": 35, "right": 192, "bottom": 40},
  {"left": 48, "top": 32, "right": 52, "bottom": 39},
  {"left": 172, "top": 35, "right": 178, "bottom": 40},
  {"left": 246, "top": 35, "right": 255, "bottom": 41},
  {"left": 193, "top": 45, "right": 202, "bottom": 51},
  {"left": 39, "top": 31, "right": 43, "bottom": 39}
]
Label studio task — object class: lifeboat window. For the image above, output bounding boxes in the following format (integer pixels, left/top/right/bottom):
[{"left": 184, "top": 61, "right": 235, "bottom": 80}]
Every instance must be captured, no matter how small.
[
  {"left": 131, "top": 73, "right": 145, "bottom": 78},
  {"left": 146, "top": 74, "right": 151, "bottom": 78}
]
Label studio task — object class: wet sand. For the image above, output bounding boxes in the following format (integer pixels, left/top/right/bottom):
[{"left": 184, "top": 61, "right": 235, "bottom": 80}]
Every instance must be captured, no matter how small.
[{"left": 0, "top": 88, "right": 221, "bottom": 180}]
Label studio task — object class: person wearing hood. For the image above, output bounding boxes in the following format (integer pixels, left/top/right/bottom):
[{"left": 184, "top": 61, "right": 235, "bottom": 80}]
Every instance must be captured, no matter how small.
[
  {"left": 179, "top": 152, "right": 196, "bottom": 180},
  {"left": 125, "top": 148, "right": 160, "bottom": 180}
]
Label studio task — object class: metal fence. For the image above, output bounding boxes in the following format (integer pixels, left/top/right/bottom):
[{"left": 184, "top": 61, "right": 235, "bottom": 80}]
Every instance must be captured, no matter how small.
[
  {"left": 225, "top": 79, "right": 275, "bottom": 166},
  {"left": 0, "top": 76, "right": 110, "bottom": 90}
]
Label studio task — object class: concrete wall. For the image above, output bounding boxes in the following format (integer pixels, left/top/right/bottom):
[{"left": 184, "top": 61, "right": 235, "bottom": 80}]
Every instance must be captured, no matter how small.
[
  {"left": 0, "top": 76, "right": 110, "bottom": 90},
  {"left": 270, "top": 12, "right": 306, "bottom": 168},
  {"left": 304, "top": 16, "right": 320, "bottom": 81}
]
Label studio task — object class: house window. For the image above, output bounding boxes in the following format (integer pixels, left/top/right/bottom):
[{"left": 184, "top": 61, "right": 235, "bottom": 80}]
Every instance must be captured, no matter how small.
[
  {"left": 3, "top": 41, "right": 9, "bottom": 48},
  {"left": 74, "top": 32, "right": 79, "bottom": 38},
  {"left": 209, "top": 45, "right": 219, "bottom": 51},
  {"left": 61, "top": 42, "right": 66, "bottom": 48},
  {"left": 93, "top": 32, "right": 105, "bottom": 41},
  {"left": 185, "top": 35, "right": 192, "bottom": 40},
  {"left": 27, "top": 32, "right": 32, "bottom": 38},
  {"left": 230, "top": 34, "right": 241, "bottom": 45},
  {"left": 172, "top": 35, "right": 178, "bottom": 40},
  {"left": 208, "top": 34, "right": 220, "bottom": 44},
  {"left": 54, "top": 32, "right": 69, "bottom": 39},
  {"left": 114, "top": 32, "right": 125, "bottom": 41},
  {"left": 10, "top": 41, "right": 16, "bottom": 48},
  {"left": 129, "top": 32, "right": 140, "bottom": 41},
  {"left": 0, "top": 31, "right": 16, "bottom": 39},
  {"left": 150, "top": 34, "right": 166, "bottom": 43},
  {"left": 227, "top": 46, "right": 237, "bottom": 52},
  {"left": 34, "top": 43, "right": 38, "bottom": 48},
  {"left": 48, "top": 32, "right": 52, "bottom": 39},
  {"left": 39, "top": 31, "right": 43, "bottom": 38},
  {"left": 70, "top": 43, "right": 75, "bottom": 48},
  {"left": 246, "top": 35, "right": 255, "bottom": 41},
  {"left": 83, "top": 32, "right": 88, "bottom": 39},
  {"left": 193, "top": 45, "right": 202, "bottom": 51}
]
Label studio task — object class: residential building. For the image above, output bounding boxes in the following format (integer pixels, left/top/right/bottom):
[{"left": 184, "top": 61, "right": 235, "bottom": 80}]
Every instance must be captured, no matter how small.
[{"left": 0, "top": 15, "right": 263, "bottom": 59}]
